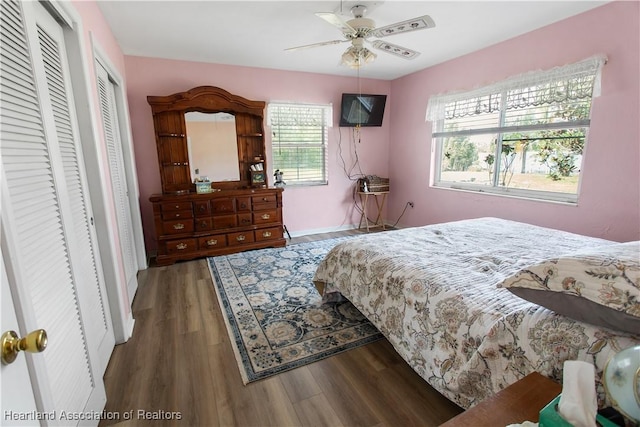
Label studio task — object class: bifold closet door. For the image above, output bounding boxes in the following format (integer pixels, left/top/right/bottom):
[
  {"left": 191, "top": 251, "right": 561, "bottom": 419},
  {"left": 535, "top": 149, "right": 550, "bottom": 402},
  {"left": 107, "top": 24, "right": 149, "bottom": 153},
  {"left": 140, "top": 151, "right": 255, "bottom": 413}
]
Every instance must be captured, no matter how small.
[
  {"left": 96, "top": 62, "right": 139, "bottom": 303},
  {"left": 0, "top": 0, "right": 111, "bottom": 418}
]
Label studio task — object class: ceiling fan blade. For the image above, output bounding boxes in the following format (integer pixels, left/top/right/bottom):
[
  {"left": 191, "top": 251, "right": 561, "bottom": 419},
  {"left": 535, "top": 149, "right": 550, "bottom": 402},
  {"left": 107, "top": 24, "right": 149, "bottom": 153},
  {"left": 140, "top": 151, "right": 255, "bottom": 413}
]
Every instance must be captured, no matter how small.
[
  {"left": 285, "top": 39, "right": 347, "bottom": 52},
  {"left": 371, "top": 40, "right": 420, "bottom": 60},
  {"left": 371, "top": 15, "right": 435, "bottom": 38},
  {"left": 315, "top": 12, "right": 356, "bottom": 35}
]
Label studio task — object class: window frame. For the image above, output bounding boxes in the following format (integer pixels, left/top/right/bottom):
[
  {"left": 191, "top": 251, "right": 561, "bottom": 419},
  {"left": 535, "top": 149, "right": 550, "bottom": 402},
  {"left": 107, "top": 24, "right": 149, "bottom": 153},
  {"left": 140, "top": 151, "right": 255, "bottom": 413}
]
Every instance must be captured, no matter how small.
[
  {"left": 268, "top": 102, "right": 331, "bottom": 186},
  {"left": 428, "top": 56, "right": 606, "bottom": 204}
]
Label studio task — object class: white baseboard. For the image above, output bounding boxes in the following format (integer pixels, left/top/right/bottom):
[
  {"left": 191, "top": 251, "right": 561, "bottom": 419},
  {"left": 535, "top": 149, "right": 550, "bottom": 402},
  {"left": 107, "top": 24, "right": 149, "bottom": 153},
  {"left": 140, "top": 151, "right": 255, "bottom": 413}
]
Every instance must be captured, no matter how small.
[
  {"left": 286, "top": 222, "right": 404, "bottom": 237},
  {"left": 286, "top": 224, "right": 359, "bottom": 238}
]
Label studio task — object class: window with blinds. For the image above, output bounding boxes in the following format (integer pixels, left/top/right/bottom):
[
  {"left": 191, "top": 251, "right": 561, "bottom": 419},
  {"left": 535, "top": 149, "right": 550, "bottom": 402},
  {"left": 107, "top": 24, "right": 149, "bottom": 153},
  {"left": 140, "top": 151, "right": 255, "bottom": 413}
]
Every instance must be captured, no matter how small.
[
  {"left": 268, "top": 103, "right": 330, "bottom": 185},
  {"left": 427, "top": 56, "right": 606, "bottom": 203}
]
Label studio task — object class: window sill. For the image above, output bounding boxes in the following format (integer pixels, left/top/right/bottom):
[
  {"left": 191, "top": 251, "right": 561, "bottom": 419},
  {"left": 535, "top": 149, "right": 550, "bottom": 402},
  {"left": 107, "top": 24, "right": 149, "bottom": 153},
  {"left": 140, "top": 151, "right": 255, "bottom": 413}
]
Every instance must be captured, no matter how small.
[
  {"left": 432, "top": 182, "right": 578, "bottom": 205},
  {"left": 283, "top": 182, "right": 328, "bottom": 187}
]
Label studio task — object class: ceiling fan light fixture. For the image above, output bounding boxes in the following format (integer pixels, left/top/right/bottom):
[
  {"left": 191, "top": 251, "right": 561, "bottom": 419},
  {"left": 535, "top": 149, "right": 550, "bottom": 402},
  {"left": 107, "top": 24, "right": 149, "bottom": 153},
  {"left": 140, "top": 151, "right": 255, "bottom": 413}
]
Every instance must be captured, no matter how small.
[
  {"left": 341, "top": 46, "right": 376, "bottom": 69},
  {"left": 363, "top": 48, "right": 377, "bottom": 64}
]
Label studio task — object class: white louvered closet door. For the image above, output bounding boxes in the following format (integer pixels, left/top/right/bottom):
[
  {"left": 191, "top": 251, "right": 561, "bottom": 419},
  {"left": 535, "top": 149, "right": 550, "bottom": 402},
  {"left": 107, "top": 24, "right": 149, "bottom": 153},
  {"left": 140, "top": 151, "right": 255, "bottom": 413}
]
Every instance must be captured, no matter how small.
[
  {"left": 36, "top": 2, "right": 115, "bottom": 374},
  {"left": 0, "top": 0, "right": 108, "bottom": 418},
  {"left": 96, "top": 63, "right": 138, "bottom": 302}
]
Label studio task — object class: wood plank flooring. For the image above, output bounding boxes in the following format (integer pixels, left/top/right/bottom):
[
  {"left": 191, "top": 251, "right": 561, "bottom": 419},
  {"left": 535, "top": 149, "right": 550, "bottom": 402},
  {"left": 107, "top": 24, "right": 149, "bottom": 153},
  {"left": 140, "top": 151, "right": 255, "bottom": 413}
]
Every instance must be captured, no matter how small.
[{"left": 100, "top": 229, "right": 463, "bottom": 426}]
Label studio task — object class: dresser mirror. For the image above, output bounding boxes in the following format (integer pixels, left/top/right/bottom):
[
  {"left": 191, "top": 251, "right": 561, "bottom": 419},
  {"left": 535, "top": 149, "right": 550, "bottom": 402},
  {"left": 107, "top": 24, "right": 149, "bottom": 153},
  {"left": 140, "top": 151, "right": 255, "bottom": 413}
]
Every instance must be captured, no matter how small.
[
  {"left": 185, "top": 112, "right": 240, "bottom": 182},
  {"left": 148, "top": 86, "right": 267, "bottom": 194}
]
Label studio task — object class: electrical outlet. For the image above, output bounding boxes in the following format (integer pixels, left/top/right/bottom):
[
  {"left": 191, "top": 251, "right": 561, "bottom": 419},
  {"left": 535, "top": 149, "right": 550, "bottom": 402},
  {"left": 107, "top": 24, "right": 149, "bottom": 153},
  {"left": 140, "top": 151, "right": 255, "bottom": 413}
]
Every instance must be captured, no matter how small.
[{"left": 408, "top": 202, "right": 414, "bottom": 208}]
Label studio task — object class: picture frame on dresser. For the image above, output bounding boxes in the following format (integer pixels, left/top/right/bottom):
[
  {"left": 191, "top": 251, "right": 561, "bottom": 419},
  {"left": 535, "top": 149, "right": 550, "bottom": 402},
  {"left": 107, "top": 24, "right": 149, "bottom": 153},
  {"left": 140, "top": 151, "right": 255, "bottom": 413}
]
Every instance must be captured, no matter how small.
[{"left": 250, "top": 170, "right": 266, "bottom": 187}]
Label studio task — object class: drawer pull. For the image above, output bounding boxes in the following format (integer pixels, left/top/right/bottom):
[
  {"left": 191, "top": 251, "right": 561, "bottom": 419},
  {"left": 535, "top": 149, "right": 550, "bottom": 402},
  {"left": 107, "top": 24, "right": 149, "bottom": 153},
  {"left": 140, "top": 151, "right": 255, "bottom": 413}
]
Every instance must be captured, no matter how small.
[
  {"left": 173, "top": 223, "right": 185, "bottom": 230},
  {"left": 175, "top": 205, "right": 180, "bottom": 209},
  {"left": 176, "top": 243, "right": 188, "bottom": 250},
  {"left": 241, "top": 218, "right": 250, "bottom": 224},
  {"left": 262, "top": 197, "right": 268, "bottom": 202},
  {"left": 200, "top": 221, "right": 208, "bottom": 228},
  {"left": 262, "top": 231, "right": 272, "bottom": 238},
  {"left": 236, "top": 235, "right": 246, "bottom": 242},
  {"left": 175, "top": 213, "right": 180, "bottom": 217},
  {"left": 240, "top": 203, "right": 247, "bottom": 208},
  {"left": 206, "top": 239, "right": 218, "bottom": 246},
  {"left": 261, "top": 214, "right": 270, "bottom": 220},
  {"left": 199, "top": 206, "right": 206, "bottom": 211}
]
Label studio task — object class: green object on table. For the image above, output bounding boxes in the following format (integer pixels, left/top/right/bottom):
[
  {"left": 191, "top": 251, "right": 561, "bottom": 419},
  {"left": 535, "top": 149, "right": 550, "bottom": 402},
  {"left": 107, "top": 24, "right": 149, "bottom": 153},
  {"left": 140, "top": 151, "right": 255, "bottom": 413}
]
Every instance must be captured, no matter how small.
[{"left": 538, "top": 395, "right": 617, "bottom": 427}]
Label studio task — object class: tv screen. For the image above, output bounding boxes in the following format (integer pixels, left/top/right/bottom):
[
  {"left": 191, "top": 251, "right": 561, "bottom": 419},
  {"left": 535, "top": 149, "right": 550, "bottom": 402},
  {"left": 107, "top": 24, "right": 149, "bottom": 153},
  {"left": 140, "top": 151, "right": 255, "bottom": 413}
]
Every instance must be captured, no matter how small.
[{"left": 339, "top": 93, "right": 387, "bottom": 127}]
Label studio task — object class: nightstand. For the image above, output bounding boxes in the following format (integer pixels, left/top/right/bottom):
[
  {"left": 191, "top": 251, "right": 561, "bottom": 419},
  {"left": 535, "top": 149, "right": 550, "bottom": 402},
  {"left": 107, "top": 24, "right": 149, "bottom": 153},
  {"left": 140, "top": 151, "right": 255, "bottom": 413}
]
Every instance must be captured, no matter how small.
[
  {"left": 440, "top": 372, "right": 561, "bottom": 426},
  {"left": 358, "top": 191, "right": 389, "bottom": 232}
]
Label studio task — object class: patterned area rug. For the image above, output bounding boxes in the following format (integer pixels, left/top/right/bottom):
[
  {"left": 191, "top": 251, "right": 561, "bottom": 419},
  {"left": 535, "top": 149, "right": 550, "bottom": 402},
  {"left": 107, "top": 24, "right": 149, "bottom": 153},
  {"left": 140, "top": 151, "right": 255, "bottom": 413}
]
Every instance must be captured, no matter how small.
[{"left": 207, "top": 237, "right": 382, "bottom": 384}]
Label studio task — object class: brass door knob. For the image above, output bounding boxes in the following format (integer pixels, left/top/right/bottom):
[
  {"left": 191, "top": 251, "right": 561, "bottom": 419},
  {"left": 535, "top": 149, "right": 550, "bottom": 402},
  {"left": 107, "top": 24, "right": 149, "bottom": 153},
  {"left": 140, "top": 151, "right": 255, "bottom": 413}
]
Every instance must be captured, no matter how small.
[{"left": 1, "top": 329, "right": 47, "bottom": 365}]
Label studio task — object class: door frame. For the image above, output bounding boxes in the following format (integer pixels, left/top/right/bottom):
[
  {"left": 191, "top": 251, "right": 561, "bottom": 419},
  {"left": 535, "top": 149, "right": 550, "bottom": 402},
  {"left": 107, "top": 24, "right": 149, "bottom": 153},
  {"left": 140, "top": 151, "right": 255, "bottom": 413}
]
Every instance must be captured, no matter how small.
[{"left": 44, "top": 0, "right": 146, "bottom": 343}]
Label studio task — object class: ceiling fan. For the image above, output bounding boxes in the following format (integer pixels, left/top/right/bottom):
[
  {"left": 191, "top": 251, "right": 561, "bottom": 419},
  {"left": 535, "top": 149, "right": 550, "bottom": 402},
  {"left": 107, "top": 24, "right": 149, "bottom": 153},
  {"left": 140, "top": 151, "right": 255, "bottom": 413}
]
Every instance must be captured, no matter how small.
[{"left": 285, "top": 4, "right": 435, "bottom": 68}]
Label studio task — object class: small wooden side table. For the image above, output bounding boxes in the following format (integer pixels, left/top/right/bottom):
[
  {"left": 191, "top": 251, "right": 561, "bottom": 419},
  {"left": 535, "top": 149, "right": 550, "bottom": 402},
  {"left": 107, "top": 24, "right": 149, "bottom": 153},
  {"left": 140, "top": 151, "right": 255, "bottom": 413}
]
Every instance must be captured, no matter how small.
[
  {"left": 440, "top": 372, "right": 561, "bottom": 427},
  {"left": 358, "top": 191, "right": 389, "bottom": 232}
]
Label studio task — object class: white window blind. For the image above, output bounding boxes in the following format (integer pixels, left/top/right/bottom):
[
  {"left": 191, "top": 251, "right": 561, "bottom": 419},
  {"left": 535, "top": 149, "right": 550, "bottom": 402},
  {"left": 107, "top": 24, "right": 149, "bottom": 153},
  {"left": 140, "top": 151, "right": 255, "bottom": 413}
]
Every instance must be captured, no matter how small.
[
  {"left": 268, "top": 103, "right": 331, "bottom": 185},
  {"left": 426, "top": 55, "right": 606, "bottom": 121}
]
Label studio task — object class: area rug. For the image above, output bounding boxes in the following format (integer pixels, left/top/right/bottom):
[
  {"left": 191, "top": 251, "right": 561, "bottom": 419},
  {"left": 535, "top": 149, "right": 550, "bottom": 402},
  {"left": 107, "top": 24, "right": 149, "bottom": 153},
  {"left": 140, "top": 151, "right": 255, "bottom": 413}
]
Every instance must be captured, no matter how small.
[{"left": 207, "top": 237, "right": 383, "bottom": 384}]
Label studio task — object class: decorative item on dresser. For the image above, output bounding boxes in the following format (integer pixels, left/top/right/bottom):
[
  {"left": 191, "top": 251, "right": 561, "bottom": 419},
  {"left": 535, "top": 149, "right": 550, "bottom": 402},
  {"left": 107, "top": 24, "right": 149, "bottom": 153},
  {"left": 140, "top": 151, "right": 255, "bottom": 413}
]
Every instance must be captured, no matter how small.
[{"left": 147, "top": 86, "right": 286, "bottom": 264}]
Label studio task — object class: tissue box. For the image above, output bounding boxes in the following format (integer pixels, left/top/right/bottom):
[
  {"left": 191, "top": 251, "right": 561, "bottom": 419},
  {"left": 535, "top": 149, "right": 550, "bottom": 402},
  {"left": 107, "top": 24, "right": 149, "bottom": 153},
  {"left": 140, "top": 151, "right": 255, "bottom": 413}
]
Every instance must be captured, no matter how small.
[
  {"left": 539, "top": 395, "right": 617, "bottom": 427},
  {"left": 195, "top": 181, "right": 212, "bottom": 194}
]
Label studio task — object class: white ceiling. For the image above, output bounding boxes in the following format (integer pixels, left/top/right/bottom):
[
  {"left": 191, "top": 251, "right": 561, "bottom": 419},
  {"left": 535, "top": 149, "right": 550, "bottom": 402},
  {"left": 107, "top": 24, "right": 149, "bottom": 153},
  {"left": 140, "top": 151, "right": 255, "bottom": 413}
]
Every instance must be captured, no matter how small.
[{"left": 97, "top": 0, "right": 609, "bottom": 81}]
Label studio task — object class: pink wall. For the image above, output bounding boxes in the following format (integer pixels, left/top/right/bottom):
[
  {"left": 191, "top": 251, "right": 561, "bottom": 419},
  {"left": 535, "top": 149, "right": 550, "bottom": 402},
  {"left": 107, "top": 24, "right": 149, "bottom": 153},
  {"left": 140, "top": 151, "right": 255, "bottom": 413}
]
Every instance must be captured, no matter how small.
[
  {"left": 124, "top": 58, "right": 391, "bottom": 251},
  {"left": 388, "top": 1, "right": 640, "bottom": 242},
  {"left": 126, "top": 1, "right": 638, "bottom": 251}
]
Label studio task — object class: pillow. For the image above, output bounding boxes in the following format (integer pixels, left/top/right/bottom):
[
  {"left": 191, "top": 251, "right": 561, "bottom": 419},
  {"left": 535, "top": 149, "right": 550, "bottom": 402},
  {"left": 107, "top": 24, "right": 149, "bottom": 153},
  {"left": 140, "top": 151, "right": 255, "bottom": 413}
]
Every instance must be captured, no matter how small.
[{"left": 498, "top": 241, "right": 640, "bottom": 335}]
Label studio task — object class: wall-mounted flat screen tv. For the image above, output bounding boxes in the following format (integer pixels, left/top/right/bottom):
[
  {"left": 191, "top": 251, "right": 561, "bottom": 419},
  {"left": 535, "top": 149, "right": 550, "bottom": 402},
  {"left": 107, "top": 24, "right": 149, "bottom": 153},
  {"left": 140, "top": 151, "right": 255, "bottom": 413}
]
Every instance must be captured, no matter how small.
[{"left": 339, "top": 93, "right": 387, "bottom": 127}]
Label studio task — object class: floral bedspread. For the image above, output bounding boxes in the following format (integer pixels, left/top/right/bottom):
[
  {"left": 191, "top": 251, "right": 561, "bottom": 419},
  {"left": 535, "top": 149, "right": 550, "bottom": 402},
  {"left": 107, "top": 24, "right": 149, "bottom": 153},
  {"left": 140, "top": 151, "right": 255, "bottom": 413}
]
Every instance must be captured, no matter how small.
[{"left": 312, "top": 218, "right": 640, "bottom": 409}]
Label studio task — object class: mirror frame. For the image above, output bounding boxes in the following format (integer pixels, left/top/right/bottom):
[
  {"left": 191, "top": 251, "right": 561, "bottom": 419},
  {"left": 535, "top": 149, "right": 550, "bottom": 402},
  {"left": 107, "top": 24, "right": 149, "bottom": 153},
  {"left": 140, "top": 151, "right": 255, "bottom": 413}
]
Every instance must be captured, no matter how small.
[{"left": 148, "top": 86, "right": 266, "bottom": 192}]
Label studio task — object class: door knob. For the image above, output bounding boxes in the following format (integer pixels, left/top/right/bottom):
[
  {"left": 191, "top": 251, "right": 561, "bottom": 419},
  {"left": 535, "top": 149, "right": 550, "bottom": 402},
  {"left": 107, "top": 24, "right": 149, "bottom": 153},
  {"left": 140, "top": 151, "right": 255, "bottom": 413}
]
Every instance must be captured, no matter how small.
[{"left": 1, "top": 329, "right": 47, "bottom": 365}]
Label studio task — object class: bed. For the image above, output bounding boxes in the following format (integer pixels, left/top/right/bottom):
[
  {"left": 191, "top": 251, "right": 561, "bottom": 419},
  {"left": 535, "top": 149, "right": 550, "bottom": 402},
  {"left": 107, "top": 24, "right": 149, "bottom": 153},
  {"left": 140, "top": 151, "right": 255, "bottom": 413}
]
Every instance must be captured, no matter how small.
[{"left": 312, "top": 217, "right": 640, "bottom": 410}]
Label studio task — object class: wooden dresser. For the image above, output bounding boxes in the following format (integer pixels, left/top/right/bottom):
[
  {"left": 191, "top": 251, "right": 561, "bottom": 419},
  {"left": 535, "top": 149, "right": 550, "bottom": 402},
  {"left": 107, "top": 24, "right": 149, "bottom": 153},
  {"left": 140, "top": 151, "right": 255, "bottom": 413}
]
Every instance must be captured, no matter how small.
[
  {"left": 150, "top": 188, "right": 285, "bottom": 265},
  {"left": 147, "top": 86, "right": 286, "bottom": 265}
]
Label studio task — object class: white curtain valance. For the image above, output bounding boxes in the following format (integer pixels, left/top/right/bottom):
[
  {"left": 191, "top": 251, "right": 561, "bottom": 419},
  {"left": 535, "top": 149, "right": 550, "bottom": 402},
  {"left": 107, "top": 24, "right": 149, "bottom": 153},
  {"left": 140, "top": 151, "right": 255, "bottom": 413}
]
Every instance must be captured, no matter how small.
[
  {"left": 267, "top": 102, "right": 333, "bottom": 128},
  {"left": 425, "top": 54, "right": 607, "bottom": 122}
]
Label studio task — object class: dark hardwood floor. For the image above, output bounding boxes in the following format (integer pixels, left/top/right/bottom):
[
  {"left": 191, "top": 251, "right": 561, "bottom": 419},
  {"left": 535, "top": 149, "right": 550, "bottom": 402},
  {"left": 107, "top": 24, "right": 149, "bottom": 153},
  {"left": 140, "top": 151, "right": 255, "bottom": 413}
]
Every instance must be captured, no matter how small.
[{"left": 100, "top": 228, "right": 463, "bottom": 426}]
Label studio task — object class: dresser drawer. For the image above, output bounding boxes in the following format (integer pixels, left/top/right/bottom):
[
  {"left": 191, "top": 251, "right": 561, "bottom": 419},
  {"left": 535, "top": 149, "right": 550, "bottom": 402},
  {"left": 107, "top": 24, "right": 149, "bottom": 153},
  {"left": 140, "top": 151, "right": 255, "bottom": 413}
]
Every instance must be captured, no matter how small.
[
  {"left": 253, "top": 210, "right": 279, "bottom": 225},
  {"left": 212, "top": 198, "right": 235, "bottom": 213},
  {"left": 252, "top": 195, "right": 277, "bottom": 210},
  {"left": 228, "top": 231, "right": 255, "bottom": 246},
  {"left": 162, "top": 201, "right": 193, "bottom": 212},
  {"left": 195, "top": 218, "right": 212, "bottom": 231},
  {"left": 162, "top": 219, "right": 194, "bottom": 235},
  {"left": 255, "top": 227, "right": 283, "bottom": 242},
  {"left": 194, "top": 201, "right": 211, "bottom": 217},
  {"left": 237, "top": 213, "right": 252, "bottom": 227},
  {"left": 236, "top": 197, "right": 251, "bottom": 212},
  {"left": 253, "top": 194, "right": 276, "bottom": 204},
  {"left": 213, "top": 214, "right": 237, "bottom": 229},
  {"left": 162, "top": 210, "right": 193, "bottom": 220},
  {"left": 165, "top": 238, "right": 197, "bottom": 254},
  {"left": 198, "top": 234, "right": 228, "bottom": 250}
]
